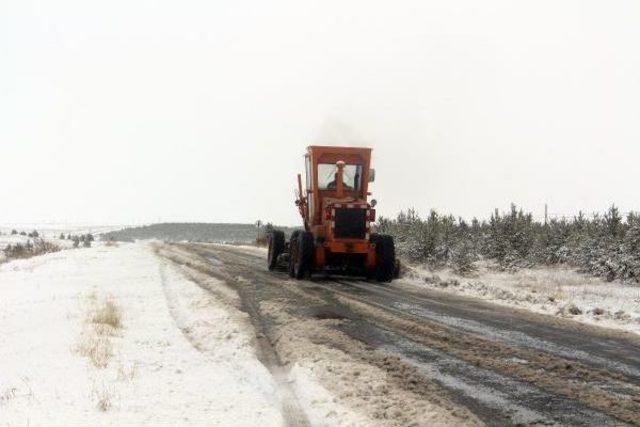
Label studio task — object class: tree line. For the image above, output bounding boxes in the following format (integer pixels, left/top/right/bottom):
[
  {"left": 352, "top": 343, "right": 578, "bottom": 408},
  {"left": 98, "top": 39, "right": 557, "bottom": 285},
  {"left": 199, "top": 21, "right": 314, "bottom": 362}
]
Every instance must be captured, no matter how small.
[{"left": 376, "top": 204, "right": 640, "bottom": 283}]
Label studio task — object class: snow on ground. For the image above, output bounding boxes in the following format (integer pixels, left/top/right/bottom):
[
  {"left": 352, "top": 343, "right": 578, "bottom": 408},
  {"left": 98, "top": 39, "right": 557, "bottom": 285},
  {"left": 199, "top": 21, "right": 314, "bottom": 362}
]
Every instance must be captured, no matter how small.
[
  {"left": 226, "top": 244, "right": 268, "bottom": 257},
  {"left": 403, "top": 262, "right": 640, "bottom": 335},
  {"left": 0, "top": 242, "right": 283, "bottom": 426},
  {"left": 289, "top": 363, "right": 378, "bottom": 427}
]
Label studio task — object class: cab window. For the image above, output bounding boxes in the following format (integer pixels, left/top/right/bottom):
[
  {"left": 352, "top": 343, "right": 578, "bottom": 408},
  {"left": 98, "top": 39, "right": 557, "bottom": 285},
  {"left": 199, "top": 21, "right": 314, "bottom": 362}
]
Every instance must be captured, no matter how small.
[{"left": 318, "top": 163, "right": 363, "bottom": 191}]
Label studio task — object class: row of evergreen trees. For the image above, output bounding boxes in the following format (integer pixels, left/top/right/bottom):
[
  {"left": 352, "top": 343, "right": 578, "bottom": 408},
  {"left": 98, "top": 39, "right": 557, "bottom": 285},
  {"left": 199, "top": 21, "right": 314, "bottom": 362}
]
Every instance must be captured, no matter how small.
[
  {"left": 6, "top": 229, "right": 40, "bottom": 238},
  {"left": 376, "top": 205, "right": 640, "bottom": 283}
]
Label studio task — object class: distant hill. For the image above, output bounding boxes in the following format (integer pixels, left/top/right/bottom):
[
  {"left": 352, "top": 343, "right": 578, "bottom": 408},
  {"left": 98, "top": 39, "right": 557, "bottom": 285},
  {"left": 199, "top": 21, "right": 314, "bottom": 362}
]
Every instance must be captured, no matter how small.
[{"left": 102, "top": 223, "right": 298, "bottom": 244}]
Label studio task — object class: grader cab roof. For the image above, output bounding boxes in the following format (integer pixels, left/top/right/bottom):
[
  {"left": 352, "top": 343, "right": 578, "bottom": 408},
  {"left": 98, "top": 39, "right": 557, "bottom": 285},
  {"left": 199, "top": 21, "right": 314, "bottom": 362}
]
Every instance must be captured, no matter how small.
[{"left": 306, "top": 145, "right": 372, "bottom": 165}]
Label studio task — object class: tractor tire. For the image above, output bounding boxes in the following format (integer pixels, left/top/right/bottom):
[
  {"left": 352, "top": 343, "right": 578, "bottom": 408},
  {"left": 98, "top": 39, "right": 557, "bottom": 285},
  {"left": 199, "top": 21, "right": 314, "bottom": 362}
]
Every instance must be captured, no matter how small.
[
  {"left": 267, "top": 230, "right": 285, "bottom": 271},
  {"left": 293, "top": 231, "right": 314, "bottom": 279},
  {"left": 288, "top": 231, "right": 300, "bottom": 278},
  {"left": 371, "top": 234, "right": 396, "bottom": 282}
]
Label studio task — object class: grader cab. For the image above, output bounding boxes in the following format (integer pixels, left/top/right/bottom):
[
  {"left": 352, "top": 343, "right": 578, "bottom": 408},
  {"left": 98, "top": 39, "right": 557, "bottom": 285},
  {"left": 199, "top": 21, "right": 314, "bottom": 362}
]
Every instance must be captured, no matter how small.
[{"left": 267, "top": 146, "right": 398, "bottom": 282}]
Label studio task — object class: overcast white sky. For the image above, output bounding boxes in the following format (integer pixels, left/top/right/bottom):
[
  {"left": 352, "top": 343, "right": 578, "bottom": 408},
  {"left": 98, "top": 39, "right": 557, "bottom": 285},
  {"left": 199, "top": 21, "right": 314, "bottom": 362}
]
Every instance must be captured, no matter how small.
[{"left": 2, "top": 0, "right": 639, "bottom": 226}]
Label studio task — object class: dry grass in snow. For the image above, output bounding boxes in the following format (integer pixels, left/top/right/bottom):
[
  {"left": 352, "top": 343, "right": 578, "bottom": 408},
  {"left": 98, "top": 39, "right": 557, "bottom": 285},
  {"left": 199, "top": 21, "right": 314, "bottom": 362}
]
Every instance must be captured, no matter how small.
[
  {"left": 94, "top": 384, "right": 113, "bottom": 412},
  {"left": 116, "top": 361, "right": 138, "bottom": 382},
  {"left": 91, "top": 297, "right": 122, "bottom": 330},
  {"left": 1, "top": 386, "right": 18, "bottom": 402},
  {"left": 76, "top": 295, "right": 123, "bottom": 370},
  {"left": 77, "top": 335, "right": 113, "bottom": 369}
]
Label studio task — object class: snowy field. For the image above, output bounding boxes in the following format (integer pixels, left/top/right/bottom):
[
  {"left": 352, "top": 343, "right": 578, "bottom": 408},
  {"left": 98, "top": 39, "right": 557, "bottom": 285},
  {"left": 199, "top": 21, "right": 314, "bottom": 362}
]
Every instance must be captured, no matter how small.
[
  {"left": 0, "top": 224, "right": 124, "bottom": 263},
  {"left": 403, "top": 262, "right": 640, "bottom": 336},
  {"left": 0, "top": 233, "right": 71, "bottom": 264},
  {"left": 0, "top": 242, "right": 284, "bottom": 426},
  {"left": 0, "top": 224, "right": 124, "bottom": 240}
]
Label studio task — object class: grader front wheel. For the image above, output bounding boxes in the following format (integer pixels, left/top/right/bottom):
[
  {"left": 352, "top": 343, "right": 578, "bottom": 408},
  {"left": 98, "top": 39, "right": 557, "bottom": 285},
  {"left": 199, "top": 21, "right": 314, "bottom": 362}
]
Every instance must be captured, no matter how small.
[
  {"left": 289, "top": 231, "right": 313, "bottom": 279},
  {"left": 370, "top": 233, "right": 396, "bottom": 282}
]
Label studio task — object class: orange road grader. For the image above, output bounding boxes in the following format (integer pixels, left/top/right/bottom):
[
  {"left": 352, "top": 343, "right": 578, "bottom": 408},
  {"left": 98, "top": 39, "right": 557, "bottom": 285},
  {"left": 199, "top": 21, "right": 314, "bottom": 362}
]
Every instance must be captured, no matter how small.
[{"left": 267, "top": 145, "right": 398, "bottom": 282}]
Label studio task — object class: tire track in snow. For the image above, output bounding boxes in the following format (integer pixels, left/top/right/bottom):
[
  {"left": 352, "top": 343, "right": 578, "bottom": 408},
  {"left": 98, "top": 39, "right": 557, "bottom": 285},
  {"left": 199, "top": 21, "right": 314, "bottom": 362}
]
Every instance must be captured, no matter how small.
[{"left": 158, "top": 250, "right": 310, "bottom": 427}]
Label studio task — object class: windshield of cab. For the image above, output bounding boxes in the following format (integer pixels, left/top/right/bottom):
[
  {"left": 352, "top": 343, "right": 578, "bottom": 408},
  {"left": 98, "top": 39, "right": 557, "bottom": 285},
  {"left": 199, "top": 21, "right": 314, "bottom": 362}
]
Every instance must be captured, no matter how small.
[{"left": 318, "top": 163, "right": 363, "bottom": 191}]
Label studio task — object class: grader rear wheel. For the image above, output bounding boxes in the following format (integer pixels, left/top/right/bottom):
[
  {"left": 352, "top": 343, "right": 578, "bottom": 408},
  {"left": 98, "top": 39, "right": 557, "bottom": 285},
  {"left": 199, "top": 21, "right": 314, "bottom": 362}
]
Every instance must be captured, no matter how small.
[
  {"left": 267, "top": 230, "right": 285, "bottom": 271},
  {"left": 288, "top": 231, "right": 300, "bottom": 278}
]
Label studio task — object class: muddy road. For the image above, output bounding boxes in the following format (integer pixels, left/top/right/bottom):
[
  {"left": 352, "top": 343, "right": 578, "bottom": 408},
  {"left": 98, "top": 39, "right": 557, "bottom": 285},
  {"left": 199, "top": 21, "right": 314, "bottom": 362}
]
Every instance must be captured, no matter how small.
[{"left": 160, "top": 243, "right": 640, "bottom": 426}]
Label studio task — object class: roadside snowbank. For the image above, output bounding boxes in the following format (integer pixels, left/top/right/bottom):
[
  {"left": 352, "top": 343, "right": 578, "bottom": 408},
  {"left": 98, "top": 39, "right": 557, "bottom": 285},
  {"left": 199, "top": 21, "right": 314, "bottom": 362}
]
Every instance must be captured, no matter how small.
[
  {"left": 0, "top": 242, "right": 283, "bottom": 425},
  {"left": 403, "top": 263, "right": 640, "bottom": 335},
  {"left": 227, "top": 244, "right": 268, "bottom": 257}
]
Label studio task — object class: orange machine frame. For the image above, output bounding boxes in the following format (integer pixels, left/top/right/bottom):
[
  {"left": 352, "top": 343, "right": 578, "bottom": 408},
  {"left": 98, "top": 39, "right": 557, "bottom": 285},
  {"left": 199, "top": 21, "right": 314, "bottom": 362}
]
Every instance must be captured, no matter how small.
[{"left": 295, "top": 146, "right": 376, "bottom": 271}]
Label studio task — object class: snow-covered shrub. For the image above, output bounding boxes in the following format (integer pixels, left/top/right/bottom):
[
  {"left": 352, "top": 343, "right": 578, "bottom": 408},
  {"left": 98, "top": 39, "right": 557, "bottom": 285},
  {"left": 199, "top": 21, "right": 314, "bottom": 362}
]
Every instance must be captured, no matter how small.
[
  {"left": 3, "top": 239, "right": 61, "bottom": 260},
  {"left": 452, "top": 239, "right": 477, "bottom": 275},
  {"left": 618, "top": 222, "right": 640, "bottom": 282}
]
